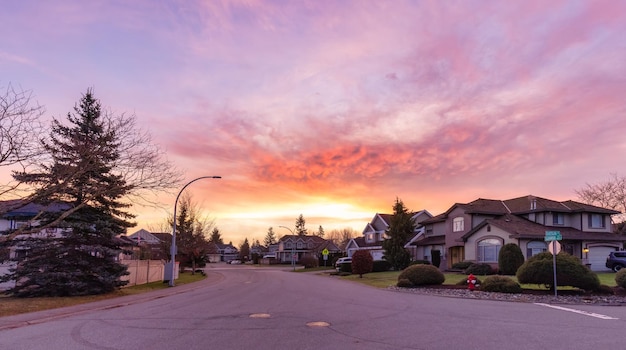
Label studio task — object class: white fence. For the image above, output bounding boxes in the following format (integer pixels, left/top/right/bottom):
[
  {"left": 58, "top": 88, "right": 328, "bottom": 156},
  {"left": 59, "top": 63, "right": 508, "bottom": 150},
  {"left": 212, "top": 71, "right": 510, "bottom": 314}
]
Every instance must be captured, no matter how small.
[
  {"left": 121, "top": 259, "right": 169, "bottom": 287},
  {"left": 0, "top": 260, "right": 172, "bottom": 291}
]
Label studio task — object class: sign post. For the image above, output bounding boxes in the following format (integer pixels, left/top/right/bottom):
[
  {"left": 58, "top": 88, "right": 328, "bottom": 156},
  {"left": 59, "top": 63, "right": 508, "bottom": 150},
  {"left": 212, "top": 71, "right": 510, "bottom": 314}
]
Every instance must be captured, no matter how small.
[
  {"left": 322, "top": 248, "right": 329, "bottom": 267},
  {"left": 544, "top": 231, "right": 562, "bottom": 297}
]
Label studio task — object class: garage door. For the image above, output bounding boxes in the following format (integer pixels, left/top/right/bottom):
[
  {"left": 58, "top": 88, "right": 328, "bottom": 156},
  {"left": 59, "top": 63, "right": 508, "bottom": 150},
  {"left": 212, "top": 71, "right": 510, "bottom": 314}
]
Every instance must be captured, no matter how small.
[{"left": 587, "top": 246, "right": 616, "bottom": 271}]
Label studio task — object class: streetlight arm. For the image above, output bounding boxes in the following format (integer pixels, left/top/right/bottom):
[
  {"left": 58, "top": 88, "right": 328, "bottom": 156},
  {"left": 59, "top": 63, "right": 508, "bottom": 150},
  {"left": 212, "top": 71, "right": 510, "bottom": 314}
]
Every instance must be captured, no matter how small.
[{"left": 169, "top": 175, "right": 221, "bottom": 287}]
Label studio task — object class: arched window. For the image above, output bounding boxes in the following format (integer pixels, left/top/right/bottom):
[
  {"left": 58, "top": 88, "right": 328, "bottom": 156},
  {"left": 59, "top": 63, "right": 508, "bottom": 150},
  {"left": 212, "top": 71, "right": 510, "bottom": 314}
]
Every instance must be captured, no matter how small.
[
  {"left": 477, "top": 238, "right": 502, "bottom": 262},
  {"left": 527, "top": 241, "right": 547, "bottom": 257}
]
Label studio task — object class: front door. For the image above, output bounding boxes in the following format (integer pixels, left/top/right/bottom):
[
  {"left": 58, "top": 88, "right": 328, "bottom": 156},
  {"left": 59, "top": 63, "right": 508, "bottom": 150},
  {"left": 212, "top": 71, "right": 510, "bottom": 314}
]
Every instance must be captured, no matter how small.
[{"left": 449, "top": 246, "right": 464, "bottom": 268}]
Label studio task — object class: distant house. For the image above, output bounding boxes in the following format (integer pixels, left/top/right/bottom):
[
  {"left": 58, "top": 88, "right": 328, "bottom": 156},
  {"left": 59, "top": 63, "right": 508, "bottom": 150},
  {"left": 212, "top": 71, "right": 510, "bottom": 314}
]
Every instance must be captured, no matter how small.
[
  {"left": 276, "top": 235, "right": 341, "bottom": 263},
  {"left": 215, "top": 243, "right": 239, "bottom": 262},
  {"left": 417, "top": 195, "right": 625, "bottom": 271},
  {"left": 127, "top": 229, "right": 171, "bottom": 260},
  {"left": 346, "top": 210, "right": 433, "bottom": 261}
]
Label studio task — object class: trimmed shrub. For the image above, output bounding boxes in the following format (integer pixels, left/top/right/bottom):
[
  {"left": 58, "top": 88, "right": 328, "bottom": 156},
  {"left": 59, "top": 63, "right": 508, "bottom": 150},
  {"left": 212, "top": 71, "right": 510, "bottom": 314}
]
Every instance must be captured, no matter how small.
[
  {"left": 397, "top": 278, "right": 414, "bottom": 288},
  {"left": 516, "top": 252, "right": 600, "bottom": 291},
  {"left": 352, "top": 250, "right": 374, "bottom": 278},
  {"left": 372, "top": 260, "right": 391, "bottom": 272},
  {"left": 397, "top": 264, "right": 445, "bottom": 286},
  {"left": 594, "top": 284, "right": 615, "bottom": 295},
  {"left": 498, "top": 243, "right": 525, "bottom": 275},
  {"left": 451, "top": 261, "right": 473, "bottom": 270},
  {"left": 299, "top": 255, "right": 318, "bottom": 269},
  {"left": 464, "top": 263, "right": 495, "bottom": 275},
  {"left": 409, "top": 260, "right": 431, "bottom": 266},
  {"left": 616, "top": 269, "right": 626, "bottom": 289},
  {"left": 480, "top": 276, "right": 522, "bottom": 293}
]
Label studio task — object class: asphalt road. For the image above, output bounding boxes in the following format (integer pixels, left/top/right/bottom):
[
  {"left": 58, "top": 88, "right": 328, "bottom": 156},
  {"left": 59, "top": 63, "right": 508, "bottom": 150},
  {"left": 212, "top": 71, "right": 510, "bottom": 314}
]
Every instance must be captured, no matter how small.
[{"left": 1, "top": 264, "right": 625, "bottom": 350}]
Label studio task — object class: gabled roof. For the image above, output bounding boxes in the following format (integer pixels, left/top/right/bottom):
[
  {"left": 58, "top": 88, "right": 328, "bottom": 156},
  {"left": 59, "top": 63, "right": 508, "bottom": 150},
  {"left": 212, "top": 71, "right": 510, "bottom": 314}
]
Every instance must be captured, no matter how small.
[
  {"left": 420, "top": 199, "right": 507, "bottom": 224},
  {"left": 461, "top": 213, "right": 626, "bottom": 242},
  {"left": 423, "top": 194, "right": 621, "bottom": 225},
  {"left": 128, "top": 229, "right": 163, "bottom": 244}
]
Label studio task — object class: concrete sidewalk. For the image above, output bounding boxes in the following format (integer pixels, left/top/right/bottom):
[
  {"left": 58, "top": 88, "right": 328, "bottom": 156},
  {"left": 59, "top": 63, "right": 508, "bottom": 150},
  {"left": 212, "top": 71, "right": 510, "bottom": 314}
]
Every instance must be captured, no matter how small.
[{"left": 0, "top": 273, "right": 221, "bottom": 331}]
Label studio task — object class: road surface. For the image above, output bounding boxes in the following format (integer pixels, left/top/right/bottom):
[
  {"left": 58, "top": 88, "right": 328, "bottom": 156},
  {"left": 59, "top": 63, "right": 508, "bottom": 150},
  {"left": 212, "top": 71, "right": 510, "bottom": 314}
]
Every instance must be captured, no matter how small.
[{"left": 1, "top": 264, "right": 625, "bottom": 349}]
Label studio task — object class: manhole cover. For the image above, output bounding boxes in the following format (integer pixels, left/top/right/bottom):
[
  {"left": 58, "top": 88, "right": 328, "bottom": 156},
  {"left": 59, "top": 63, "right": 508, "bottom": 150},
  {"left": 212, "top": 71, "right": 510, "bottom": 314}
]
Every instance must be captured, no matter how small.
[
  {"left": 306, "top": 321, "right": 330, "bottom": 327},
  {"left": 249, "top": 313, "right": 271, "bottom": 319}
]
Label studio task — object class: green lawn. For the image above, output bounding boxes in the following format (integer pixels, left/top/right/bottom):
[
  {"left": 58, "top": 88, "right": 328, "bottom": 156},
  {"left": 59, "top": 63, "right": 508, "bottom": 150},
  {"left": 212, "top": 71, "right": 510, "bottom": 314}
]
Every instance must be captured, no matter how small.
[{"left": 339, "top": 271, "right": 618, "bottom": 290}]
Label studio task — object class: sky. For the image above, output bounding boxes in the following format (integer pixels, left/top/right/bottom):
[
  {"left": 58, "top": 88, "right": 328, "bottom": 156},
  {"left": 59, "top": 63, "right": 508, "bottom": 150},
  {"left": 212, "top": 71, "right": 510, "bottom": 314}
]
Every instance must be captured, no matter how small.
[{"left": 2, "top": 0, "right": 626, "bottom": 245}]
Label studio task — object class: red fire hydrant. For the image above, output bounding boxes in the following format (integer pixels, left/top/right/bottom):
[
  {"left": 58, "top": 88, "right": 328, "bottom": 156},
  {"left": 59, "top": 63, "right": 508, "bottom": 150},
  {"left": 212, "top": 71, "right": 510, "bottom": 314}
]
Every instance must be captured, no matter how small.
[{"left": 467, "top": 273, "right": 478, "bottom": 291}]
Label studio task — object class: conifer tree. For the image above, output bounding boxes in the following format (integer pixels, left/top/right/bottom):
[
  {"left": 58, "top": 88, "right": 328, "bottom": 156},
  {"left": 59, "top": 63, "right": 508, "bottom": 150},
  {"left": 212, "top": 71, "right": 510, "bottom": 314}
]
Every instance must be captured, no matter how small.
[
  {"left": 4, "top": 90, "right": 133, "bottom": 297},
  {"left": 382, "top": 198, "right": 415, "bottom": 271},
  {"left": 295, "top": 214, "right": 307, "bottom": 236},
  {"left": 264, "top": 227, "right": 277, "bottom": 246}
]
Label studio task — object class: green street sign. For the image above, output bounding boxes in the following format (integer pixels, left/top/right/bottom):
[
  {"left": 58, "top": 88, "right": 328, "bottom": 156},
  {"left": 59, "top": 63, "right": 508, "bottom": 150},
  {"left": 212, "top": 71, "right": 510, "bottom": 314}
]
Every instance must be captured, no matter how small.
[
  {"left": 544, "top": 230, "right": 562, "bottom": 242},
  {"left": 322, "top": 248, "right": 329, "bottom": 256}
]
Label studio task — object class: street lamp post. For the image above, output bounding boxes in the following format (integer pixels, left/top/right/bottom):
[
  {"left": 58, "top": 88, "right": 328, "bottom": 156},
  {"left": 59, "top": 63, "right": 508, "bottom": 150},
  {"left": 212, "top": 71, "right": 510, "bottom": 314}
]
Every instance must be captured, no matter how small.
[
  {"left": 278, "top": 225, "right": 296, "bottom": 271},
  {"left": 166, "top": 175, "right": 221, "bottom": 287}
]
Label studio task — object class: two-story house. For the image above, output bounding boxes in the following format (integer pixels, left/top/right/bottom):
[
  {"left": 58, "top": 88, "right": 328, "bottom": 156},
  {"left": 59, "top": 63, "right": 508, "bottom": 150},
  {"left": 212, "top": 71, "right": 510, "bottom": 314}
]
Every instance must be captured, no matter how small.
[
  {"left": 417, "top": 195, "right": 624, "bottom": 271},
  {"left": 346, "top": 210, "right": 432, "bottom": 261},
  {"left": 276, "top": 235, "right": 340, "bottom": 263}
]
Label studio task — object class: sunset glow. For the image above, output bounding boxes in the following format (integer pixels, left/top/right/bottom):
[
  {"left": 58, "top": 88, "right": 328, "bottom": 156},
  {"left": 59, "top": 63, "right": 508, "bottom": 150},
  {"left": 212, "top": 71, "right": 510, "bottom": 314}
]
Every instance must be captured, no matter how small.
[{"left": 2, "top": 1, "right": 626, "bottom": 244}]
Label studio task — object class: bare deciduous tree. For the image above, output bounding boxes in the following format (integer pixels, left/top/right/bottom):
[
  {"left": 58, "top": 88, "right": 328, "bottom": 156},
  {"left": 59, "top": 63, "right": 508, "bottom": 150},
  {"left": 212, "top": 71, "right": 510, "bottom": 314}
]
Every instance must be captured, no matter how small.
[
  {"left": 0, "top": 83, "right": 45, "bottom": 198},
  {"left": 327, "top": 227, "right": 358, "bottom": 250},
  {"left": 576, "top": 173, "right": 626, "bottom": 230}
]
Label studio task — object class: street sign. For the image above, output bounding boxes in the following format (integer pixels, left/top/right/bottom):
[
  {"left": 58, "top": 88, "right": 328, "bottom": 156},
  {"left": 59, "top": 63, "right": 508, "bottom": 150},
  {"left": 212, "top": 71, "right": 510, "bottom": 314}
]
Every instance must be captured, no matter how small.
[
  {"left": 322, "top": 248, "right": 329, "bottom": 256},
  {"left": 544, "top": 230, "right": 562, "bottom": 242},
  {"left": 548, "top": 240, "right": 562, "bottom": 254}
]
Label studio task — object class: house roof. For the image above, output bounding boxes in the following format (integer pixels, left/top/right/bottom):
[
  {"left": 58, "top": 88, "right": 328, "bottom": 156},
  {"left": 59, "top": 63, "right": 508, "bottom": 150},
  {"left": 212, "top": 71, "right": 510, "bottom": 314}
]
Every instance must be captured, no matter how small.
[
  {"left": 0, "top": 200, "right": 72, "bottom": 218},
  {"left": 349, "top": 236, "right": 382, "bottom": 249},
  {"left": 422, "top": 194, "right": 621, "bottom": 225},
  {"left": 461, "top": 213, "right": 626, "bottom": 242},
  {"left": 411, "top": 235, "right": 446, "bottom": 246}
]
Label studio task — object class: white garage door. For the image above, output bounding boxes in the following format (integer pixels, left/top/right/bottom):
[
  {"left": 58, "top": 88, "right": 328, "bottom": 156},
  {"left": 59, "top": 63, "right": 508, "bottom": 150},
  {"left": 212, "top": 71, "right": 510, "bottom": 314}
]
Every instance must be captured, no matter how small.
[{"left": 587, "top": 246, "right": 616, "bottom": 271}]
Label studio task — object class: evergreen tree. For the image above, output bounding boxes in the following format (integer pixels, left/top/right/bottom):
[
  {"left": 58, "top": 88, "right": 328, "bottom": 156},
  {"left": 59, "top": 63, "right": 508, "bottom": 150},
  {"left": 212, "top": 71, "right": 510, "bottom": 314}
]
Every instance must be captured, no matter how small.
[
  {"left": 295, "top": 214, "right": 307, "bottom": 236},
  {"left": 382, "top": 198, "right": 415, "bottom": 271},
  {"left": 209, "top": 227, "right": 223, "bottom": 244},
  {"left": 5, "top": 90, "right": 133, "bottom": 297},
  {"left": 239, "top": 238, "right": 250, "bottom": 261},
  {"left": 264, "top": 227, "right": 277, "bottom": 246},
  {"left": 315, "top": 225, "right": 325, "bottom": 238}
]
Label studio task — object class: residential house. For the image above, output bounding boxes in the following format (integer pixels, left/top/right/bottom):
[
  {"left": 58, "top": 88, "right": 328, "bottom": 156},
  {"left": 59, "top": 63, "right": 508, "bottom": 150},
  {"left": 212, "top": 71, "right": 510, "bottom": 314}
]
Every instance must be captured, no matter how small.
[
  {"left": 416, "top": 195, "right": 625, "bottom": 271},
  {"left": 216, "top": 243, "right": 239, "bottom": 262},
  {"left": 127, "top": 229, "right": 171, "bottom": 260},
  {"left": 276, "top": 235, "right": 341, "bottom": 263},
  {"left": 346, "top": 210, "right": 432, "bottom": 261}
]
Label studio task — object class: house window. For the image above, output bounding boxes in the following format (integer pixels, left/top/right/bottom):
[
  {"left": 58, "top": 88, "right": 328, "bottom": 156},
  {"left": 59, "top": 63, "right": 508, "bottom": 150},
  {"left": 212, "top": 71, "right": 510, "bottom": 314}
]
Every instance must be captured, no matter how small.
[
  {"left": 477, "top": 238, "right": 502, "bottom": 262},
  {"left": 453, "top": 217, "right": 464, "bottom": 232},
  {"left": 368, "top": 233, "right": 374, "bottom": 242},
  {"left": 297, "top": 242, "right": 303, "bottom": 249},
  {"left": 286, "top": 242, "right": 292, "bottom": 249},
  {"left": 588, "top": 214, "right": 605, "bottom": 228},
  {"left": 526, "top": 241, "right": 547, "bottom": 257},
  {"left": 552, "top": 213, "right": 564, "bottom": 225}
]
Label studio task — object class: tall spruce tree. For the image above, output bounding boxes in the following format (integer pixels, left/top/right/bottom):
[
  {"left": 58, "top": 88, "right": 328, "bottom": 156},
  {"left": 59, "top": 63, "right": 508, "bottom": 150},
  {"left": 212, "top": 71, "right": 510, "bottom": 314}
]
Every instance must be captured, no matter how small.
[
  {"left": 295, "top": 214, "right": 307, "bottom": 236},
  {"left": 382, "top": 198, "right": 415, "bottom": 271},
  {"left": 5, "top": 90, "right": 134, "bottom": 297},
  {"left": 264, "top": 227, "right": 277, "bottom": 246}
]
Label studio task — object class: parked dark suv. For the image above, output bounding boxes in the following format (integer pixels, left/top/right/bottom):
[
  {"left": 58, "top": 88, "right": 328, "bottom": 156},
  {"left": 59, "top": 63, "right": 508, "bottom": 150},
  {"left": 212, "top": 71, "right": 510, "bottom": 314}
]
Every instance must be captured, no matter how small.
[{"left": 605, "top": 251, "right": 626, "bottom": 272}]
